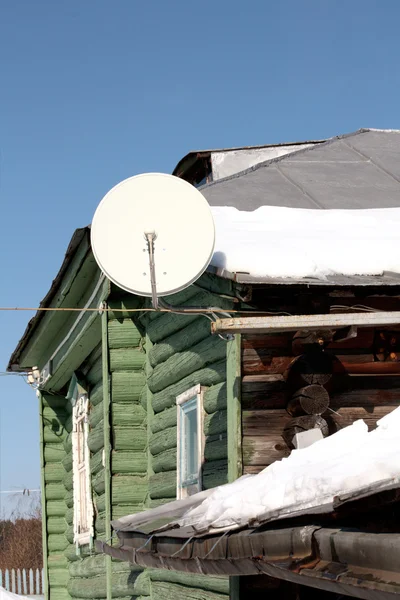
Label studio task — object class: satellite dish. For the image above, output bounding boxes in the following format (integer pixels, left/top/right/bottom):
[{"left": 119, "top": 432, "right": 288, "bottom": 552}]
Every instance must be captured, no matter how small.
[{"left": 91, "top": 173, "right": 215, "bottom": 298}]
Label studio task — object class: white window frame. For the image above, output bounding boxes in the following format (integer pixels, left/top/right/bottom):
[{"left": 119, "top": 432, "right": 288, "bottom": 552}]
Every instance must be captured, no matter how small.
[
  {"left": 176, "top": 384, "right": 205, "bottom": 500},
  {"left": 70, "top": 382, "right": 94, "bottom": 547}
]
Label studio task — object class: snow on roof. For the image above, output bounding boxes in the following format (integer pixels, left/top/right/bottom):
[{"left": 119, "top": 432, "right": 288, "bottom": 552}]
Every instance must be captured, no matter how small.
[
  {"left": 176, "top": 405, "right": 400, "bottom": 534},
  {"left": 210, "top": 205, "right": 400, "bottom": 281}
]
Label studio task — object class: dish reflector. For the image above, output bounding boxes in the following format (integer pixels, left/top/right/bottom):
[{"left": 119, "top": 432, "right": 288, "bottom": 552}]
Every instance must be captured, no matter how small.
[{"left": 91, "top": 173, "right": 215, "bottom": 297}]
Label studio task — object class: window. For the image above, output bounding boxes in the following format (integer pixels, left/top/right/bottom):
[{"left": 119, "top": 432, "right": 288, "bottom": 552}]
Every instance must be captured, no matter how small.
[
  {"left": 176, "top": 384, "right": 205, "bottom": 499},
  {"left": 68, "top": 375, "right": 94, "bottom": 547}
]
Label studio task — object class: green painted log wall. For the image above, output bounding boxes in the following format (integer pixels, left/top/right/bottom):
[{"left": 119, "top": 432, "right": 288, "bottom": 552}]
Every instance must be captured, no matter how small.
[
  {"left": 143, "top": 286, "right": 232, "bottom": 599},
  {"left": 107, "top": 293, "right": 150, "bottom": 600}
]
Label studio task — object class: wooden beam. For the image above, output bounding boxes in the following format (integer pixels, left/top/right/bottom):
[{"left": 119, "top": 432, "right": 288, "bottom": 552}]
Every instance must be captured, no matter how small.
[{"left": 227, "top": 335, "right": 242, "bottom": 483}]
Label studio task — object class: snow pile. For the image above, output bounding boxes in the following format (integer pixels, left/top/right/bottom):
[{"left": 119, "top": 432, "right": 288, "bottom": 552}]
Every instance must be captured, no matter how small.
[
  {"left": 210, "top": 206, "right": 400, "bottom": 279},
  {"left": 181, "top": 406, "right": 400, "bottom": 533}
]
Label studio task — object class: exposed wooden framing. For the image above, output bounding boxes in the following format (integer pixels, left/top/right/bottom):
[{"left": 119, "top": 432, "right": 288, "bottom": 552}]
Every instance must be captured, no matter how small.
[
  {"left": 38, "top": 392, "right": 49, "bottom": 600},
  {"left": 101, "top": 307, "right": 112, "bottom": 600},
  {"left": 227, "top": 334, "right": 242, "bottom": 483},
  {"left": 226, "top": 334, "right": 241, "bottom": 600}
]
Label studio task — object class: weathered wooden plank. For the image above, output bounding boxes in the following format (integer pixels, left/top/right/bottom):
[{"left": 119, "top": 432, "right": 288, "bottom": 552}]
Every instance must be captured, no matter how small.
[
  {"left": 204, "top": 410, "right": 227, "bottom": 436},
  {"left": 242, "top": 436, "right": 289, "bottom": 467},
  {"left": 43, "top": 406, "right": 68, "bottom": 422},
  {"left": 48, "top": 568, "right": 69, "bottom": 587},
  {"left": 111, "top": 372, "right": 146, "bottom": 403},
  {"left": 112, "top": 403, "right": 146, "bottom": 427},
  {"left": 151, "top": 406, "right": 176, "bottom": 433},
  {"left": 149, "top": 317, "right": 211, "bottom": 367},
  {"left": 328, "top": 405, "right": 397, "bottom": 431},
  {"left": 108, "top": 318, "right": 142, "bottom": 348},
  {"left": 332, "top": 377, "right": 400, "bottom": 407},
  {"left": 149, "top": 470, "right": 176, "bottom": 500},
  {"left": 109, "top": 348, "right": 145, "bottom": 372},
  {"left": 148, "top": 336, "right": 227, "bottom": 394},
  {"left": 111, "top": 476, "right": 147, "bottom": 504},
  {"left": 111, "top": 503, "right": 146, "bottom": 519},
  {"left": 203, "top": 382, "right": 227, "bottom": 414},
  {"left": 48, "top": 554, "right": 68, "bottom": 569},
  {"left": 227, "top": 334, "right": 242, "bottom": 482},
  {"left": 152, "top": 361, "right": 226, "bottom": 413},
  {"left": 204, "top": 436, "right": 227, "bottom": 461},
  {"left": 150, "top": 426, "right": 176, "bottom": 456},
  {"left": 112, "top": 427, "right": 147, "bottom": 451},
  {"left": 241, "top": 377, "right": 287, "bottom": 410},
  {"left": 203, "top": 460, "right": 228, "bottom": 490},
  {"left": 152, "top": 448, "right": 177, "bottom": 473},
  {"left": 111, "top": 451, "right": 147, "bottom": 474},
  {"left": 87, "top": 421, "right": 104, "bottom": 453},
  {"left": 148, "top": 569, "right": 229, "bottom": 594},
  {"left": 43, "top": 426, "right": 67, "bottom": 444}
]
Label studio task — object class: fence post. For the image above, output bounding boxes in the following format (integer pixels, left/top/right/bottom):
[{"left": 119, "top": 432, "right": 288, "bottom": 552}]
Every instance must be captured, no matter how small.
[
  {"left": 22, "top": 569, "right": 28, "bottom": 595},
  {"left": 29, "top": 569, "right": 34, "bottom": 595}
]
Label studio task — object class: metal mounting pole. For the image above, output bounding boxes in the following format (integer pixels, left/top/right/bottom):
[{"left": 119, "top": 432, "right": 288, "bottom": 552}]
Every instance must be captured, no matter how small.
[{"left": 145, "top": 231, "right": 159, "bottom": 310}]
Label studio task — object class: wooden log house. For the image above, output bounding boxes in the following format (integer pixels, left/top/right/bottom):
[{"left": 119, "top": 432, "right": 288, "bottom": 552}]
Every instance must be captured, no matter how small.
[{"left": 8, "top": 129, "right": 400, "bottom": 600}]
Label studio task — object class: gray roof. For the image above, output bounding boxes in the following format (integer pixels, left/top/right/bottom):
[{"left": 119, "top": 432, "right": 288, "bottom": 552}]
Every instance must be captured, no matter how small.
[{"left": 200, "top": 129, "right": 400, "bottom": 210}]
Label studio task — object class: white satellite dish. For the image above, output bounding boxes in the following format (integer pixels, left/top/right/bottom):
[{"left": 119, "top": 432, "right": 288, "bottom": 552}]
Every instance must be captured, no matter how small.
[{"left": 91, "top": 173, "right": 215, "bottom": 299}]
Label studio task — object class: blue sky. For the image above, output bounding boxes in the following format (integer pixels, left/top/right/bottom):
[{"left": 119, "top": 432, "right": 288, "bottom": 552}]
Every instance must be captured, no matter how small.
[{"left": 1, "top": 0, "right": 400, "bottom": 516}]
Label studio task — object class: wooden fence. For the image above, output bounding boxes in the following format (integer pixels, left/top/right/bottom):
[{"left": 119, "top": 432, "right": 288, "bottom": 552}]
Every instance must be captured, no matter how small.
[{"left": 0, "top": 568, "right": 43, "bottom": 596}]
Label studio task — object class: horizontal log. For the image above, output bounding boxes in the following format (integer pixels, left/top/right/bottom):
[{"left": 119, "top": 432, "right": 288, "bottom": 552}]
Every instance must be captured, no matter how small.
[
  {"left": 44, "top": 425, "right": 67, "bottom": 444},
  {"left": 65, "top": 507, "right": 73, "bottom": 525},
  {"left": 44, "top": 444, "right": 66, "bottom": 463},
  {"left": 287, "top": 385, "right": 330, "bottom": 416},
  {"left": 149, "top": 470, "right": 176, "bottom": 500},
  {"left": 93, "top": 470, "right": 105, "bottom": 495},
  {"left": 150, "top": 427, "right": 176, "bottom": 456},
  {"left": 65, "top": 524, "right": 74, "bottom": 544},
  {"left": 151, "top": 582, "right": 227, "bottom": 600},
  {"left": 140, "top": 386, "right": 147, "bottom": 410},
  {"left": 242, "top": 436, "right": 289, "bottom": 467},
  {"left": 111, "top": 372, "right": 146, "bottom": 403},
  {"left": 149, "top": 317, "right": 212, "bottom": 367},
  {"left": 111, "top": 503, "right": 146, "bottom": 519},
  {"left": 47, "top": 517, "right": 67, "bottom": 535},
  {"left": 148, "top": 336, "right": 227, "bottom": 394},
  {"left": 111, "top": 475, "right": 147, "bottom": 504},
  {"left": 112, "top": 403, "right": 146, "bottom": 428},
  {"left": 202, "top": 460, "right": 228, "bottom": 490},
  {"left": 87, "top": 422, "right": 104, "bottom": 453},
  {"left": 48, "top": 534, "right": 68, "bottom": 552},
  {"left": 42, "top": 393, "right": 66, "bottom": 409},
  {"left": 153, "top": 448, "right": 177, "bottom": 473},
  {"left": 65, "top": 415, "right": 72, "bottom": 434},
  {"left": 112, "top": 427, "right": 147, "bottom": 451},
  {"left": 107, "top": 293, "right": 143, "bottom": 320},
  {"left": 152, "top": 361, "right": 226, "bottom": 413},
  {"left": 48, "top": 568, "right": 69, "bottom": 587},
  {"left": 47, "top": 500, "right": 68, "bottom": 517},
  {"left": 44, "top": 463, "right": 65, "bottom": 483},
  {"left": 68, "top": 570, "right": 150, "bottom": 599},
  {"left": 94, "top": 492, "right": 106, "bottom": 514},
  {"left": 90, "top": 448, "right": 104, "bottom": 476},
  {"left": 43, "top": 406, "right": 68, "bottom": 422},
  {"left": 108, "top": 318, "right": 142, "bottom": 348},
  {"left": 64, "top": 544, "right": 82, "bottom": 563},
  {"left": 89, "top": 401, "right": 103, "bottom": 429},
  {"left": 90, "top": 381, "right": 103, "bottom": 406},
  {"left": 203, "top": 382, "right": 227, "bottom": 414},
  {"left": 109, "top": 347, "right": 145, "bottom": 372},
  {"left": 61, "top": 451, "right": 72, "bottom": 473},
  {"left": 204, "top": 410, "right": 227, "bottom": 436},
  {"left": 283, "top": 415, "right": 328, "bottom": 448},
  {"left": 241, "top": 378, "right": 286, "bottom": 410},
  {"left": 148, "top": 569, "right": 229, "bottom": 594},
  {"left": 85, "top": 354, "right": 102, "bottom": 387},
  {"left": 151, "top": 406, "right": 176, "bottom": 434},
  {"left": 46, "top": 483, "right": 66, "bottom": 501},
  {"left": 69, "top": 554, "right": 107, "bottom": 578},
  {"left": 95, "top": 511, "right": 106, "bottom": 534},
  {"left": 112, "top": 451, "right": 147, "bottom": 474},
  {"left": 331, "top": 376, "right": 400, "bottom": 406},
  {"left": 328, "top": 405, "right": 397, "bottom": 431},
  {"left": 63, "top": 433, "right": 72, "bottom": 454},
  {"left": 204, "top": 436, "right": 227, "bottom": 461},
  {"left": 65, "top": 489, "right": 74, "bottom": 508},
  {"left": 63, "top": 469, "right": 73, "bottom": 491},
  {"left": 242, "top": 333, "right": 292, "bottom": 351},
  {"left": 242, "top": 409, "right": 294, "bottom": 436},
  {"left": 48, "top": 554, "right": 68, "bottom": 569}
]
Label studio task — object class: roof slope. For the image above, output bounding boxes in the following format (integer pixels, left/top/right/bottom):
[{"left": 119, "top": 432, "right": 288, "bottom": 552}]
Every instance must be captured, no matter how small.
[{"left": 200, "top": 129, "right": 400, "bottom": 210}]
